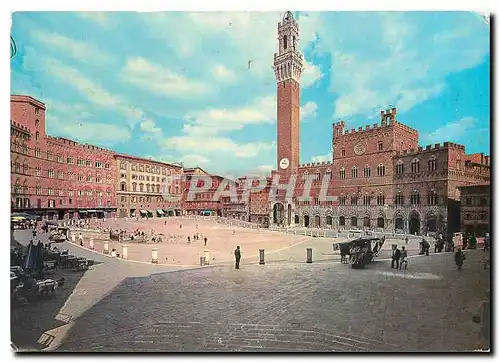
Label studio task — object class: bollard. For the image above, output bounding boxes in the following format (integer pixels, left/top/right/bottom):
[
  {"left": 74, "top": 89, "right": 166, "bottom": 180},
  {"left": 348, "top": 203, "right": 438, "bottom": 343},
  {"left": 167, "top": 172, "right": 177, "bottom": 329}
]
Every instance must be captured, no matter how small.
[
  {"left": 204, "top": 249, "right": 210, "bottom": 265},
  {"left": 323, "top": 232, "right": 326, "bottom": 238},
  {"left": 152, "top": 248, "right": 158, "bottom": 264},
  {"left": 71, "top": 234, "right": 76, "bottom": 243},
  {"left": 122, "top": 244, "right": 128, "bottom": 260},
  {"left": 259, "top": 249, "right": 265, "bottom": 265},
  {"left": 200, "top": 256, "right": 206, "bottom": 266},
  {"left": 89, "top": 238, "right": 94, "bottom": 250},
  {"left": 103, "top": 240, "right": 109, "bottom": 254},
  {"left": 294, "top": 230, "right": 297, "bottom": 235},
  {"left": 306, "top": 248, "right": 313, "bottom": 263}
]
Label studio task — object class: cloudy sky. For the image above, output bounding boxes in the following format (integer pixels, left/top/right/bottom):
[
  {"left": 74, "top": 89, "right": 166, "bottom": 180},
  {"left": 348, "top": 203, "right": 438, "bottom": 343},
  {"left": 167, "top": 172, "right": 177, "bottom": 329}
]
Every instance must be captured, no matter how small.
[{"left": 10, "top": 11, "right": 490, "bottom": 178}]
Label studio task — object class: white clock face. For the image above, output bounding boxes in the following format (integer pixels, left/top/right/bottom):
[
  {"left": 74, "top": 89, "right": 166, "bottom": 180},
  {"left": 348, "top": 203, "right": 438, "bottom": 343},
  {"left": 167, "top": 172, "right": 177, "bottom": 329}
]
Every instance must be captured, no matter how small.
[{"left": 280, "top": 158, "right": 290, "bottom": 169}]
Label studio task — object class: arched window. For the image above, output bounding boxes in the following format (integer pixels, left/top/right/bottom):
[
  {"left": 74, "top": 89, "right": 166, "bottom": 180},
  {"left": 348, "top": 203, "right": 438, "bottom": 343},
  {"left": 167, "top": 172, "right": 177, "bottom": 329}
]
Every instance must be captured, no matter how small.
[
  {"left": 339, "top": 195, "right": 346, "bottom": 205},
  {"left": 325, "top": 169, "right": 332, "bottom": 180},
  {"left": 377, "top": 164, "right": 385, "bottom": 177},
  {"left": 35, "top": 131, "right": 39, "bottom": 141},
  {"left": 341, "top": 148, "right": 346, "bottom": 157},
  {"left": 411, "top": 158, "right": 420, "bottom": 173},
  {"left": 339, "top": 168, "right": 345, "bottom": 179},
  {"left": 283, "top": 35, "right": 288, "bottom": 49},
  {"left": 350, "top": 194, "right": 358, "bottom": 205},
  {"left": 410, "top": 190, "right": 420, "bottom": 205},
  {"left": 132, "top": 182, "right": 137, "bottom": 192},
  {"left": 363, "top": 166, "right": 371, "bottom": 178},
  {"left": 120, "top": 182, "right": 127, "bottom": 191},
  {"left": 35, "top": 119, "right": 40, "bottom": 128},
  {"left": 146, "top": 183, "right": 150, "bottom": 192},
  {"left": 363, "top": 194, "right": 370, "bottom": 205},
  {"left": 156, "top": 185, "right": 160, "bottom": 193},
  {"left": 428, "top": 156, "right": 437, "bottom": 171},
  {"left": 339, "top": 216, "right": 345, "bottom": 226},
  {"left": 351, "top": 166, "right": 358, "bottom": 178},
  {"left": 428, "top": 190, "right": 438, "bottom": 205},
  {"left": 139, "top": 183, "right": 144, "bottom": 192},
  {"left": 396, "top": 160, "right": 404, "bottom": 175},
  {"left": 303, "top": 171, "right": 309, "bottom": 180},
  {"left": 377, "top": 193, "right": 385, "bottom": 205},
  {"left": 395, "top": 191, "right": 404, "bottom": 205},
  {"left": 314, "top": 170, "right": 321, "bottom": 181}
]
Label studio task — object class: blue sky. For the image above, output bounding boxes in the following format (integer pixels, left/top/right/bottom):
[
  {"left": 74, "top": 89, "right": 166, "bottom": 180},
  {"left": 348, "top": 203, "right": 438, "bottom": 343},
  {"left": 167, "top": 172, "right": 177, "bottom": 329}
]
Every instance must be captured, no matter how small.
[{"left": 10, "top": 11, "right": 490, "bottom": 178}]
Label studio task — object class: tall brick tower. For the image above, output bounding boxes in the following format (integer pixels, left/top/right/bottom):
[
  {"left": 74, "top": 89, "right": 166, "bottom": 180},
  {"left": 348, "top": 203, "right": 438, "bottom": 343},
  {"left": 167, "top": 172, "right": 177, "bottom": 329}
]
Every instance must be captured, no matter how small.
[{"left": 274, "top": 11, "right": 304, "bottom": 176}]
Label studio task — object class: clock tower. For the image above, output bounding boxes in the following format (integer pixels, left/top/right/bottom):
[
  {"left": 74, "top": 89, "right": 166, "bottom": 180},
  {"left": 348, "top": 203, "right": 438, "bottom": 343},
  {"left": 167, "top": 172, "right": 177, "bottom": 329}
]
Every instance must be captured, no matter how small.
[{"left": 274, "top": 11, "right": 303, "bottom": 176}]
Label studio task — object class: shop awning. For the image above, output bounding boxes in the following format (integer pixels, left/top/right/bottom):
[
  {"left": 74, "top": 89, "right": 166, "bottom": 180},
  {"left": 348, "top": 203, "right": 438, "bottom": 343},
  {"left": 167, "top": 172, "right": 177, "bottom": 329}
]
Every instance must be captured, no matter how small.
[
  {"left": 157, "top": 209, "right": 164, "bottom": 215},
  {"left": 87, "top": 210, "right": 97, "bottom": 213},
  {"left": 139, "top": 210, "right": 147, "bottom": 214},
  {"left": 78, "top": 210, "right": 87, "bottom": 213},
  {"left": 146, "top": 210, "right": 153, "bottom": 215}
]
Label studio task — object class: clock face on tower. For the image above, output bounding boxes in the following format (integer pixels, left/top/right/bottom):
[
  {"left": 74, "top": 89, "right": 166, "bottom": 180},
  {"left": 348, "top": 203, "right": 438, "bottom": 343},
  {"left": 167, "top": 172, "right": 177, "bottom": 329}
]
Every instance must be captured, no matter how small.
[{"left": 279, "top": 158, "right": 290, "bottom": 170}]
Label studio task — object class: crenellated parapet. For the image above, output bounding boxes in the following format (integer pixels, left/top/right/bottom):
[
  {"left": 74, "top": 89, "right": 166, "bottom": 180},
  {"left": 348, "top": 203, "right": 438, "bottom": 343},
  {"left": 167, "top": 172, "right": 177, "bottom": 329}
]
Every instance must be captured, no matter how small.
[
  {"left": 46, "top": 136, "right": 115, "bottom": 154},
  {"left": 298, "top": 160, "right": 333, "bottom": 169},
  {"left": 396, "top": 142, "right": 466, "bottom": 156}
]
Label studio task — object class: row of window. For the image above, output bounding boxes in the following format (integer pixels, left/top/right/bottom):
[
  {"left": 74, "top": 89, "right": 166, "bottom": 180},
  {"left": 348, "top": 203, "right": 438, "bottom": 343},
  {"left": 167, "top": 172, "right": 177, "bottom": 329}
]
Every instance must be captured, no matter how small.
[
  {"left": 464, "top": 196, "right": 489, "bottom": 206},
  {"left": 11, "top": 163, "right": 113, "bottom": 184},
  {"left": 120, "top": 196, "right": 165, "bottom": 203},
  {"left": 120, "top": 182, "right": 181, "bottom": 194},
  {"left": 13, "top": 197, "right": 113, "bottom": 209},
  {"left": 12, "top": 185, "right": 112, "bottom": 197},
  {"left": 120, "top": 162, "right": 176, "bottom": 176},
  {"left": 338, "top": 141, "right": 385, "bottom": 157},
  {"left": 126, "top": 173, "right": 165, "bottom": 183}
]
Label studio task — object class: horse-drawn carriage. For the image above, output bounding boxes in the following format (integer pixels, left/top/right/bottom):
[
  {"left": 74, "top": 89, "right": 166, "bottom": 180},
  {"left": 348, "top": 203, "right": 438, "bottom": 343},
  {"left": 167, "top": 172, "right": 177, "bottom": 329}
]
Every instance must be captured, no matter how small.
[
  {"left": 48, "top": 226, "right": 69, "bottom": 243},
  {"left": 335, "top": 236, "right": 385, "bottom": 269}
]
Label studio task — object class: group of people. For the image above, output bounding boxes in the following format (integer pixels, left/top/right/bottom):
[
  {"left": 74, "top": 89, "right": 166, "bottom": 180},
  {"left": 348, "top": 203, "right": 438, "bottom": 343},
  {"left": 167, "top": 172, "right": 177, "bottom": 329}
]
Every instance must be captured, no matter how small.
[{"left": 391, "top": 245, "right": 409, "bottom": 270}]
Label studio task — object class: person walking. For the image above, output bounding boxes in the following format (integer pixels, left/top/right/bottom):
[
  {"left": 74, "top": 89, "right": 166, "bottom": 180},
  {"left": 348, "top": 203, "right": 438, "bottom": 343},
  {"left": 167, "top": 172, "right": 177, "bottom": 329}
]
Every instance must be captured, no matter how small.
[
  {"left": 391, "top": 245, "right": 401, "bottom": 269},
  {"left": 204, "top": 237, "right": 207, "bottom": 247},
  {"left": 454, "top": 248, "right": 466, "bottom": 271},
  {"left": 234, "top": 246, "right": 241, "bottom": 269},
  {"left": 400, "top": 246, "right": 408, "bottom": 270}
]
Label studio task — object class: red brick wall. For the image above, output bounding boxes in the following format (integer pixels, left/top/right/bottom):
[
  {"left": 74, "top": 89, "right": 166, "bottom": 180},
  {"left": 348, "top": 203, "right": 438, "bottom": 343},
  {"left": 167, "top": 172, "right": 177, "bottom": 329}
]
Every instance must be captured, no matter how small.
[{"left": 277, "top": 79, "right": 300, "bottom": 175}]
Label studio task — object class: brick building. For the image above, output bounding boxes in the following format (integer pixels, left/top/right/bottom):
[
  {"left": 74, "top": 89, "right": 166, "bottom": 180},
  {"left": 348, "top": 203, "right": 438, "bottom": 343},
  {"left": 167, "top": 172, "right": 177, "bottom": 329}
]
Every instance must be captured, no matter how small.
[
  {"left": 11, "top": 95, "right": 116, "bottom": 219},
  {"left": 265, "top": 12, "right": 490, "bottom": 237},
  {"left": 458, "top": 184, "right": 491, "bottom": 236},
  {"left": 181, "top": 169, "right": 225, "bottom": 216},
  {"left": 115, "top": 154, "right": 183, "bottom": 218}
]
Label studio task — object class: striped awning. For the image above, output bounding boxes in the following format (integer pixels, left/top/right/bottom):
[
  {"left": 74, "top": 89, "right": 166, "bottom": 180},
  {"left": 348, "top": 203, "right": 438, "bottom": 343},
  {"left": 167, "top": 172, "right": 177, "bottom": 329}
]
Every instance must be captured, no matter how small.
[
  {"left": 139, "top": 210, "right": 147, "bottom": 214},
  {"left": 157, "top": 209, "right": 164, "bottom": 215}
]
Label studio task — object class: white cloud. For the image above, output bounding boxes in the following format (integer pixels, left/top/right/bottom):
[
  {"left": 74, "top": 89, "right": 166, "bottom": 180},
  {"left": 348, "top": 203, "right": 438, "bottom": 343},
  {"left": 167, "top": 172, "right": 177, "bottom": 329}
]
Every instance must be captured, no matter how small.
[
  {"left": 310, "top": 12, "right": 490, "bottom": 119},
  {"left": 121, "top": 57, "right": 211, "bottom": 99},
  {"left": 41, "top": 57, "right": 145, "bottom": 126},
  {"left": 421, "top": 117, "right": 476, "bottom": 145},
  {"left": 302, "top": 60, "right": 322, "bottom": 87},
  {"left": 312, "top": 152, "right": 332, "bottom": 163},
  {"left": 78, "top": 12, "right": 110, "bottom": 26},
  {"left": 140, "top": 119, "right": 162, "bottom": 135},
  {"left": 181, "top": 154, "right": 210, "bottom": 166},
  {"left": 212, "top": 64, "right": 237, "bottom": 83},
  {"left": 31, "top": 29, "right": 112, "bottom": 65},
  {"left": 301, "top": 101, "right": 318, "bottom": 120},
  {"left": 183, "top": 95, "right": 276, "bottom": 137},
  {"left": 47, "top": 115, "right": 131, "bottom": 146}
]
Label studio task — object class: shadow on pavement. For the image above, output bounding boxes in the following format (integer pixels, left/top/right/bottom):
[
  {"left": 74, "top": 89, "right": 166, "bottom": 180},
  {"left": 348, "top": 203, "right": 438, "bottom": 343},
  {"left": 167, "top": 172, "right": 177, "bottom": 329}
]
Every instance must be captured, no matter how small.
[{"left": 10, "top": 232, "right": 102, "bottom": 352}]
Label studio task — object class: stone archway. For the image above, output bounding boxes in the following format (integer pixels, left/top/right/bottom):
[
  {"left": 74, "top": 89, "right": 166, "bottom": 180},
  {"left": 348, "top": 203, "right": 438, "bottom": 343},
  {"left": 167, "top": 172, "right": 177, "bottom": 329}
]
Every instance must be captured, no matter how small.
[
  {"left": 314, "top": 215, "right": 321, "bottom": 228},
  {"left": 304, "top": 215, "right": 310, "bottom": 227},
  {"left": 339, "top": 216, "right": 345, "bottom": 227},
  {"left": 294, "top": 214, "right": 299, "bottom": 225},
  {"left": 394, "top": 212, "right": 404, "bottom": 231},
  {"left": 409, "top": 211, "right": 421, "bottom": 235},
  {"left": 363, "top": 216, "right": 370, "bottom": 228},
  {"left": 273, "top": 203, "right": 285, "bottom": 225},
  {"left": 351, "top": 216, "right": 358, "bottom": 228},
  {"left": 326, "top": 216, "right": 333, "bottom": 227},
  {"left": 377, "top": 217, "right": 385, "bottom": 228},
  {"left": 425, "top": 212, "right": 437, "bottom": 233},
  {"left": 287, "top": 204, "right": 292, "bottom": 226}
]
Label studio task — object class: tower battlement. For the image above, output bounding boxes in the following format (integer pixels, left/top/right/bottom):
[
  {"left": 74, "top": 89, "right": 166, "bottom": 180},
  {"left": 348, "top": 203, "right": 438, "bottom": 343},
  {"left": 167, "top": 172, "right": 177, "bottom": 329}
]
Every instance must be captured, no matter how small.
[{"left": 397, "top": 142, "right": 466, "bottom": 156}]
